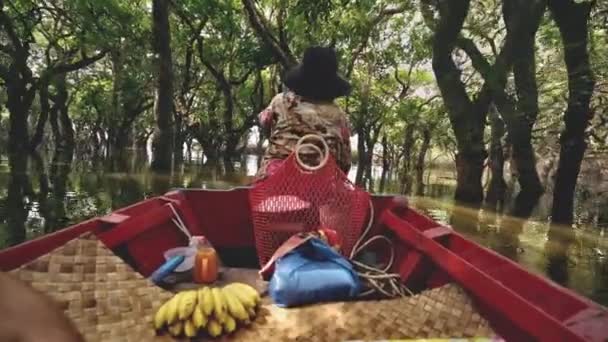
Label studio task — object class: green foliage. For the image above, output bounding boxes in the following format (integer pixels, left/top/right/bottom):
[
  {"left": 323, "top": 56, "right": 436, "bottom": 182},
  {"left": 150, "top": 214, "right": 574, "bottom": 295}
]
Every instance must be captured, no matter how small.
[{"left": 0, "top": 0, "right": 605, "bottom": 173}]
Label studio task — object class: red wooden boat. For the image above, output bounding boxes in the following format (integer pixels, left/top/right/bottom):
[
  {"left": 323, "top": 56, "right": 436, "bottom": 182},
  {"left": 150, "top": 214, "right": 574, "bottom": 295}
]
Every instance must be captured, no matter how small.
[{"left": 1, "top": 187, "right": 607, "bottom": 341}]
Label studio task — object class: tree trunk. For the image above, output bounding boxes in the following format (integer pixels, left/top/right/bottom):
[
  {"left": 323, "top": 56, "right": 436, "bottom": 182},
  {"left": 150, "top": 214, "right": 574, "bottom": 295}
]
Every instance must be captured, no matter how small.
[
  {"left": 174, "top": 113, "right": 184, "bottom": 165},
  {"left": 355, "top": 129, "right": 367, "bottom": 186},
  {"left": 415, "top": 128, "right": 432, "bottom": 196},
  {"left": 399, "top": 124, "right": 415, "bottom": 194},
  {"left": 109, "top": 49, "right": 122, "bottom": 157},
  {"left": 379, "top": 135, "right": 390, "bottom": 193},
  {"left": 364, "top": 128, "right": 381, "bottom": 190},
  {"left": 30, "top": 82, "right": 51, "bottom": 151},
  {"left": 49, "top": 147, "right": 73, "bottom": 232},
  {"left": 430, "top": 0, "right": 488, "bottom": 207},
  {"left": 151, "top": 0, "right": 175, "bottom": 171},
  {"left": 31, "top": 152, "right": 52, "bottom": 233},
  {"left": 113, "top": 127, "right": 134, "bottom": 154},
  {"left": 6, "top": 65, "right": 34, "bottom": 156},
  {"left": 503, "top": 0, "right": 546, "bottom": 213},
  {"left": 549, "top": 0, "right": 595, "bottom": 225},
  {"left": 186, "top": 137, "right": 193, "bottom": 162},
  {"left": 49, "top": 97, "right": 62, "bottom": 148},
  {"left": 485, "top": 106, "right": 507, "bottom": 211},
  {"left": 5, "top": 152, "right": 29, "bottom": 246},
  {"left": 196, "top": 37, "right": 236, "bottom": 172},
  {"left": 223, "top": 135, "right": 238, "bottom": 173},
  {"left": 55, "top": 75, "right": 75, "bottom": 150},
  {"left": 455, "top": 0, "right": 547, "bottom": 211}
]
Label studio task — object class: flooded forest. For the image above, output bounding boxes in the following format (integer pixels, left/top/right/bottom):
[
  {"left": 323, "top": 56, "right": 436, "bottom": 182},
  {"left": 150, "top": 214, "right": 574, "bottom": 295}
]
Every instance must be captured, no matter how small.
[{"left": 1, "top": 0, "right": 607, "bottom": 306}]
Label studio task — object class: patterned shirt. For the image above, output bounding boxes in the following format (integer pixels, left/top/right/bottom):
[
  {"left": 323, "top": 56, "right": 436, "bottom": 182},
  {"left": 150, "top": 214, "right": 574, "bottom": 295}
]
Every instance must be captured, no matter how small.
[{"left": 256, "top": 91, "right": 352, "bottom": 178}]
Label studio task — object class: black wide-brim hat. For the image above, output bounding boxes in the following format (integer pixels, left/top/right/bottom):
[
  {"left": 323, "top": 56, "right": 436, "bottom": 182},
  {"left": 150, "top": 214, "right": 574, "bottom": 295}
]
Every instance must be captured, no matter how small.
[{"left": 283, "top": 46, "right": 352, "bottom": 101}]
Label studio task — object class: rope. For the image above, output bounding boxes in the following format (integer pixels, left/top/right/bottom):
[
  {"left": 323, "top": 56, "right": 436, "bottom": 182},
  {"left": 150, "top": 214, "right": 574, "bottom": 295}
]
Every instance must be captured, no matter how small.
[
  {"left": 167, "top": 203, "right": 192, "bottom": 241},
  {"left": 349, "top": 199, "right": 414, "bottom": 298}
]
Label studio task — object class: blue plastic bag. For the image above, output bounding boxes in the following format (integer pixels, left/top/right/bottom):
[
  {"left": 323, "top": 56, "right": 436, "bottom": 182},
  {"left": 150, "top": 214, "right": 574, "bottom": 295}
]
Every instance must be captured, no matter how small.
[{"left": 268, "top": 237, "right": 361, "bottom": 307}]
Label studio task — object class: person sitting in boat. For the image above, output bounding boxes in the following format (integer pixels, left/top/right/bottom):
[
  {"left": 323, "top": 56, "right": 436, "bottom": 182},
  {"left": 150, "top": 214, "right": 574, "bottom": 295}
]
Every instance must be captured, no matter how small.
[{"left": 256, "top": 46, "right": 353, "bottom": 180}]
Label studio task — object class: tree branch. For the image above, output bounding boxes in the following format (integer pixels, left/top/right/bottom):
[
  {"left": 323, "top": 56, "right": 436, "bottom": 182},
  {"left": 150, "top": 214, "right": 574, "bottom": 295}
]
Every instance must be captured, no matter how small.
[
  {"left": 395, "top": 61, "right": 416, "bottom": 99},
  {"left": 230, "top": 68, "right": 254, "bottom": 85},
  {"left": 49, "top": 49, "right": 108, "bottom": 76},
  {"left": 0, "top": 1, "right": 22, "bottom": 50},
  {"left": 346, "top": 4, "right": 409, "bottom": 78},
  {"left": 277, "top": 0, "right": 290, "bottom": 54},
  {"left": 431, "top": 0, "right": 473, "bottom": 122},
  {"left": 196, "top": 39, "right": 229, "bottom": 90},
  {"left": 241, "top": 0, "right": 296, "bottom": 69}
]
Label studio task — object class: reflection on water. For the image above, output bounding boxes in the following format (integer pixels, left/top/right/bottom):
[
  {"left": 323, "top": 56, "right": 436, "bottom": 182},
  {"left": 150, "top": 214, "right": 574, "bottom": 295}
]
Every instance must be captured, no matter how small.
[
  {"left": 409, "top": 191, "right": 608, "bottom": 307},
  {"left": 0, "top": 152, "right": 607, "bottom": 307}
]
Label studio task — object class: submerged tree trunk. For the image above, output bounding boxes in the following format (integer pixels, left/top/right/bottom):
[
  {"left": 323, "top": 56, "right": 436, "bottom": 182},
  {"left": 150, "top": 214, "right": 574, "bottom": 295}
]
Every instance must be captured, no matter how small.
[
  {"left": 151, "top": 0, "right": 175, "bottom": 171},
  {"left": 415, "top": 128, "right": 432, "bottom": 196},
  {"left": 549, "top": 0, "right": 596, "bottom": 225},
  {"left": 485, "top": 108, "right": 507, "bottom": 211},
  {"left": 485, "top": 106, "right": 507, "bottom": 211},
  {"left": 5, "top": 152, "right": 29, "bottom": 247},
  {"left": 49, "top": 147, "right": 74, "bottom": 230}
]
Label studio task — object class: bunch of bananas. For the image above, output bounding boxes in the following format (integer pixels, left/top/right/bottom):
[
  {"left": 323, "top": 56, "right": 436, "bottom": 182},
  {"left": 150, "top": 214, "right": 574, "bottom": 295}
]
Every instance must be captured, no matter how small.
[{"left": 153, "top": 282, "right": 261, "bottom": 338}]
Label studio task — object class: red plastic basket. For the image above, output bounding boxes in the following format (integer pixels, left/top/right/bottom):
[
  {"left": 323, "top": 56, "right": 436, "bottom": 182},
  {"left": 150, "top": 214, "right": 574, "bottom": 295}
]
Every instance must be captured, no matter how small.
[{"left": 249, "top": 135, "right": 370, "bottom": 267}]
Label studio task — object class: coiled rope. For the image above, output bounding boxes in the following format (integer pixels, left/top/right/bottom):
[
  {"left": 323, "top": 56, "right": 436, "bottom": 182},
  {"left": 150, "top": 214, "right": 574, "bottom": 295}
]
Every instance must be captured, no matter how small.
[
  {"left": 349, "top": 200, "right": 413, "bottom": 298},
  {"left": 295, "top": 134, "right": 413, "bottom": 298}
]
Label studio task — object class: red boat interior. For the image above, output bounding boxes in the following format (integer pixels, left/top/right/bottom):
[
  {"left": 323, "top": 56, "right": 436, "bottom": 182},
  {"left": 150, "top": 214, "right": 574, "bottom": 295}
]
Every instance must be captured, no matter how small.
[{"left": 1, "top": 188, "right": 607, "bottom": 341}]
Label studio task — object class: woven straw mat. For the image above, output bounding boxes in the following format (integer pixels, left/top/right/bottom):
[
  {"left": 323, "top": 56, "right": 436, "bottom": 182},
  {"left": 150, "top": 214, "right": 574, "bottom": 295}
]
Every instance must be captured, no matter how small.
[
  {"left": 9, "top": 232, "right": 175, "bottom": 342},
  {"left": 206, "top": 283, "right": 497, "bottom": 342},
  {"left": 7, "top": 230, "right": 497, "bottom": 342}
]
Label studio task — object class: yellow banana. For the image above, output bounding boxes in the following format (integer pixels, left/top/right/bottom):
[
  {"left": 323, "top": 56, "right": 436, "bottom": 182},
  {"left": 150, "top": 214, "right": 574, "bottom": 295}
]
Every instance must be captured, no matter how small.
[
  {"left": 178, "top": 290, "right": 198, "bottom": 320},
  {"left": 223, "top": 285, "right": 255, "bottom": 309},
  {"left": 192, "top": 306, "right": 207, "bottom": 329},
  {"left": 153, "top": 299, "right": 169, "bottom": 330},
  {"left": 168, "top": 320, "right": 183, "bottom": 337},
  {"left": 165, "top": 293, "right": 181, "bottom": 325},
  {"left": 184, "top": 319, "right": 197, "bottom": 338},
  {"left": 211, "top": 287, "right": 227, "bottom": 320},
  {"left": 198, "top": 286, "right": 214, "bottom": 316},
  {"left": 226, "top": 283, "right": 260, "bottom": 305},
  {"left": 223, "top": 315, "right": 237, "bottom": 334},
  {"left": 222, "top": 287, "right": 249, "bottom": 321},
  {"left": 207, "top": 318, "right": 223, "bottom": 337}
]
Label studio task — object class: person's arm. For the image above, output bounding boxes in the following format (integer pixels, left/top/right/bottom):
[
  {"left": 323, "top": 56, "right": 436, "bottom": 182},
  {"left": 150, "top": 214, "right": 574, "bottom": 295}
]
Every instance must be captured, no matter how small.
[
  {"left": 259, "top": 105, "right": 274, "bottom": 130},
  {"left": 259, "top": 93, "right": 283, "bottom": 133},
  {"left": 0, "top": 272, "right": 85, "bottom": 342}
]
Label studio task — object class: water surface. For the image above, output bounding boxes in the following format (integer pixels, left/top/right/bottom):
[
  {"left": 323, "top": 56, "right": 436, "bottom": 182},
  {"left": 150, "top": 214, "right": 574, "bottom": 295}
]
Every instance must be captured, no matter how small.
[{"left": 0, "top": 152, "right": 606, "bottom": 307}]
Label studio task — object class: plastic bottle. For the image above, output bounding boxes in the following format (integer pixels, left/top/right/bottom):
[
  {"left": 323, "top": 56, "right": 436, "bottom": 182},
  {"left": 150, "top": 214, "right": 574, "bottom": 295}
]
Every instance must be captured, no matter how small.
[{"left": 192, "top": 236, "right": 219, "bottom": 284}]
